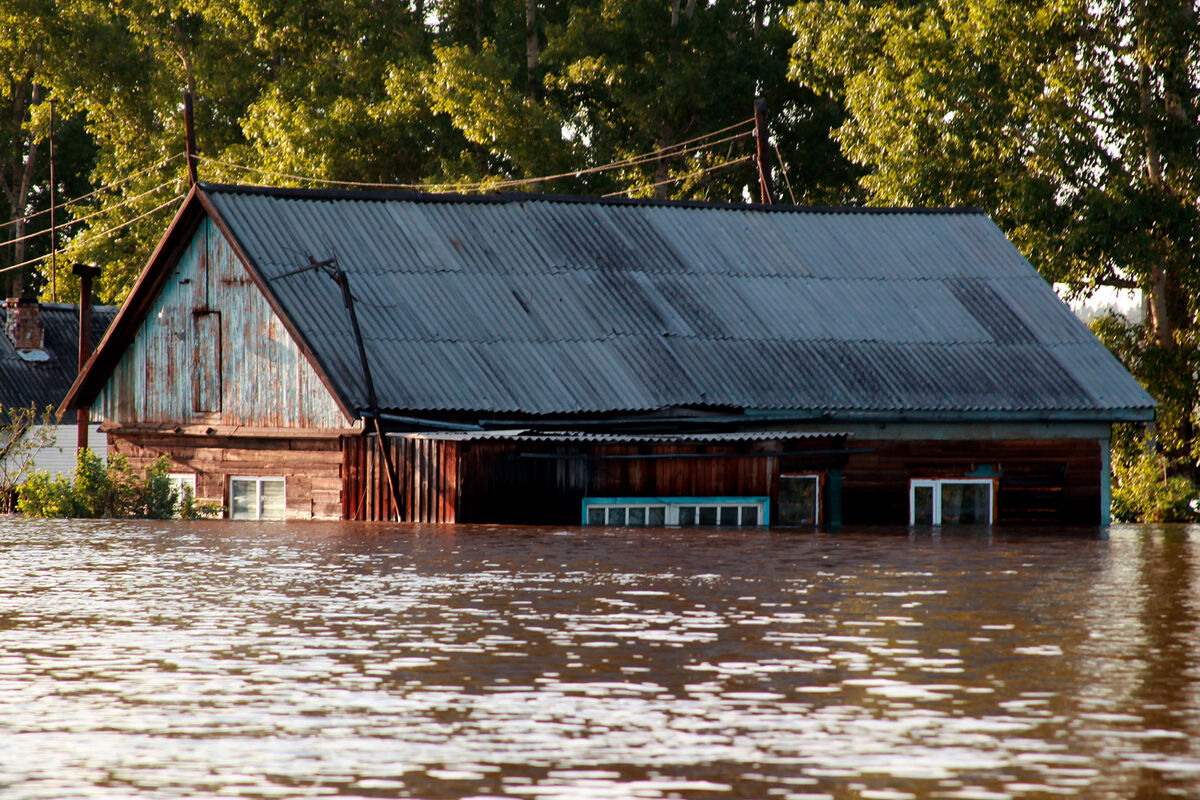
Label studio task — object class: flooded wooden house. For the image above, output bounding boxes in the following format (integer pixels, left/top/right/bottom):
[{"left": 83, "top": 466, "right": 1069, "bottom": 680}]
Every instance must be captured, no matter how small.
[
  {"left": 3, "top": 299, "right": 116, "bottom": 478},
  {"left": 63, "top": 184, "right": 1154, "bottom": 527}
]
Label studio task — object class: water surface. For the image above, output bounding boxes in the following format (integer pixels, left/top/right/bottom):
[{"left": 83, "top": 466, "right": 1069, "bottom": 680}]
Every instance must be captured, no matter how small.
[{"left": 0, "top": 520, "right": 1197, "bottom": 799}]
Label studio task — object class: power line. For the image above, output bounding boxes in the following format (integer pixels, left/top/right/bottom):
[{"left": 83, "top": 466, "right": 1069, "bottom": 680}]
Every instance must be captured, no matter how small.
[
  {"left": 0, "top": 192, "right": 187, "bottom": 277},
  {"left": 602, "top": 154, "right": 754, "bottom": 198},
  {"left": 773, "top": 141, "right": 797, "bottom": 205},
  {"left": 197, "top": 119, "right": 755, "bottom": 194},
  {"left": 0, "top": 177, "right": 182, "bottom": 253},
  {"left": 0, "top": 152, "right": 184, "bottom": 233}
]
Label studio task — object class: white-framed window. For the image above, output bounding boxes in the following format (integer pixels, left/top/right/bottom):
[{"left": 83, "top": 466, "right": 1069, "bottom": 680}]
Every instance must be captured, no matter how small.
[
  {"left": 582, "top": 497, "right": 768, "bottom": 528},
  {"left": 778, "top": 473, "right": 820, "bottom": 525},
  {"left": 230, "top": 476, "right": 286, "bottom": 521},
  {"left": 168, "top": 473, "right": 198, "bottom": 509},
  {"left": 910, "top": 479, "right": 994, "bottom": 525}
]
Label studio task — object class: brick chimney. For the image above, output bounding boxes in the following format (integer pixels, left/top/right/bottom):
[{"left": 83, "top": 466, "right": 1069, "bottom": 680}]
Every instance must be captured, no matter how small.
[{"left": 4, "top": 297, "right": 44, "bottom": 352}]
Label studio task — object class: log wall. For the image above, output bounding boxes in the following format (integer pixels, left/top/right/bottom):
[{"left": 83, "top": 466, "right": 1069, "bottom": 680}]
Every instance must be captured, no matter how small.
[
  {"left": 841, "top": 438, "right": 1103, "bottom": 525},
  {"left": 109, "top": 431, "right": 344, "bottom": 519},
  {"left": 343, "top": 435, "right": 847, "bottom": 524}
]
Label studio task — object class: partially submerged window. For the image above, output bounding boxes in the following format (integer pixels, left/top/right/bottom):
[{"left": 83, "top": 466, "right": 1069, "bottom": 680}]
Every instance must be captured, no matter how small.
[
  {"left": 910, "top": 479, "right": 993, "bottom": 525},
  {"left": 582, "top": 497, "right": 767, "bottom": 528},
  {"left": 778, "top": 473, "right": 820, "bottom": 525},
  {"left": 230, "top": 476, "right": 285, "bottom": 520}
]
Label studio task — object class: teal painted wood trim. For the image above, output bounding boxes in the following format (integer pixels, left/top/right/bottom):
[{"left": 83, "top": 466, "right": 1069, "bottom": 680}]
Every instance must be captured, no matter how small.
[
  {"left": 827, "top": 469, "right": 842, "bottom": 529},
  {"left": 581, "top": 496, "right": 771, "bottom": 526},
  {"left": 1100, "top": 438, "right": 1111, "bottom": 526}
]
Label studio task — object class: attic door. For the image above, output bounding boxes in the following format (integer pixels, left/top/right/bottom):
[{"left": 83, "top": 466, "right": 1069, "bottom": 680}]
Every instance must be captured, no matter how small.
[{"left": 191, "top": 310, "right": 222, "bottom": 413}]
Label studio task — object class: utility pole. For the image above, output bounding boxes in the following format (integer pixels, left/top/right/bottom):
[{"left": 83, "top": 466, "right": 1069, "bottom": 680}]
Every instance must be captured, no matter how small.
[
  {"left": 754, "top": 98, "right": 774, "bottom": 205},
  {"left": 48, "top": 99, "right": 57, "bottom": 302},
  {"left": 183, "top": 90, "right": 199, "bottom": 186}
]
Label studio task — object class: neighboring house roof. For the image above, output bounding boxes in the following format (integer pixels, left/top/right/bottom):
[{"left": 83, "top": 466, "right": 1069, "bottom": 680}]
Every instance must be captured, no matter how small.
[
  {"left": 2, "top": 303, "right": 116, "bottom": 423},
  {"left": 65, "top": 183, "right": 1155, "bottom": 425}
]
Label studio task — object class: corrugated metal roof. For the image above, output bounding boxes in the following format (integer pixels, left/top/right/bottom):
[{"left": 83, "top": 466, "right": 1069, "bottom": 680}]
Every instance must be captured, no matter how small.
[
  {"left": 1, "top": 304, "right": 117, "bottom": 422},
  {"left": 394, "top": 430, "right": 848, "bottom": 444},
  {"left": 203, "top": 185, "right": 1154, "bottom": 420}
]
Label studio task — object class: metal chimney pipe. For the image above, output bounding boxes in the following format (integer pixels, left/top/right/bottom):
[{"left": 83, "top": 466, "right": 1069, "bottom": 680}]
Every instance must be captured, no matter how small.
[{"left": 73, "top": 263, "right": 101, "bottom": 453}]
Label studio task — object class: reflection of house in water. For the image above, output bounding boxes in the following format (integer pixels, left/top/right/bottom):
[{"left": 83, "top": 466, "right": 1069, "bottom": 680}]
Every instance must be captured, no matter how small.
[
  {"left": 63, "top": 184, "right": 1154, "bottom": 526},
  {"left": 2, "top": 299, "right": 116, "bottom": 478}
]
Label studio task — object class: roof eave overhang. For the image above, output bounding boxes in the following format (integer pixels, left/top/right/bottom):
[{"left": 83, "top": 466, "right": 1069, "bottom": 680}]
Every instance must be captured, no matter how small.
[{"left": 743, "top": 408, "right": 1157, "bottom": 424}]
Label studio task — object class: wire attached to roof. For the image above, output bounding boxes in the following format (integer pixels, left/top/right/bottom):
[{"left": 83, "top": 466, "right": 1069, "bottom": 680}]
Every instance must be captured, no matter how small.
[
  {"left": 196, "top": 118, "right": 755, "bottom": 194},
  {"left": 0, "top": 153, "right": 184, "bottom": 233},
  {"left": 0, "top": 192, "right": 187, "bottom": 276}
]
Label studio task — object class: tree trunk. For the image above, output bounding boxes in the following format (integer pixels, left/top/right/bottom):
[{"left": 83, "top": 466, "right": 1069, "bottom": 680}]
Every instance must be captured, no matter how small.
[
  {"left": 2, "top": 80, "right": 40, "bottom": 298},
  {"left": 525, "top": 0, "right": 538, "bottom": 101}
]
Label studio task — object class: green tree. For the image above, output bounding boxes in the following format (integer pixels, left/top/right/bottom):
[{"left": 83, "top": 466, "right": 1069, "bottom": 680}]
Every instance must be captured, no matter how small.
[
  {"left": 789, "top": 0, "right": 1200, "bottom": 476},
  {"left": 0, "top": 403, "right": 57, "bottom": 513},
  {"left": 13, "top": 0, "right": 859, "bottom": 305}
]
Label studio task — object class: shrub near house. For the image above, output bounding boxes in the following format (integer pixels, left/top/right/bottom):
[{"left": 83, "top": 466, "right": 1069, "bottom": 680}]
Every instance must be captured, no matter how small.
[{"left": 18, "top": 450, "right": 219, "bottom": 519}]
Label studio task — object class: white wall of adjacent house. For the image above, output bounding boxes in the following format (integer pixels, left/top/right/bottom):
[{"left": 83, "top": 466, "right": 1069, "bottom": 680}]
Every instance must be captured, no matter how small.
[{"left": 25, "top": 424, "right": 107, "bottom": 478}]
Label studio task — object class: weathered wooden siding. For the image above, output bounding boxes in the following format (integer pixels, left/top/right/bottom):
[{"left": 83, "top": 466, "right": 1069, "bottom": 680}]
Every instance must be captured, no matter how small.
[
  {"left": 24, "top": 424, "right": 106, "bottom": 478},
  {"left": 343, "top": 435, "right": 459, "bottom": 523},
  {"left": 841, "top": 439, "right": 1103, "bottom": 525},
  {"left": 95, "top": 216, "right": 349, "bottom": 429},
  {"left": 110, "top": 432, "right": 343, "bottom": 519}
]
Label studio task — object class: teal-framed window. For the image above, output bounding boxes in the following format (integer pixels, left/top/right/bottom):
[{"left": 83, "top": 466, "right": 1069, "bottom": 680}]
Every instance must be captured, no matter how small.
[{"left": 582, "top": 497, "right": 769, "bottom": 528}]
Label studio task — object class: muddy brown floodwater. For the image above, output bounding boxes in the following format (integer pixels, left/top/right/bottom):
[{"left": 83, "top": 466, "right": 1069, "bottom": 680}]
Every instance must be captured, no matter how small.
[{"left": 0, "top": 519, "right": 1197, "bottom": 799}]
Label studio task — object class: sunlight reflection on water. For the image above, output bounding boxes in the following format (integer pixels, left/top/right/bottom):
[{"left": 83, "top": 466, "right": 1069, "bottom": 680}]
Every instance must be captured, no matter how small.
[{"left": 0, "top": 520, "right": 1198, "bottom": 799}]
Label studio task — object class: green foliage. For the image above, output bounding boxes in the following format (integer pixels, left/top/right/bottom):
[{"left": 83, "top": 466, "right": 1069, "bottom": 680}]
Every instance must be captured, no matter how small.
[
  {"left": 1111, "top": 440, "right": 1200, "bottom": 523},
  {"left": 17, "top": 450, "right": 220, "bottom": 519},
  {"left": 0, "top": 403, "right": 59, "bottom": 513},
  {"left": 789, "top": 0, "right": 1200, "bottom": 478},
  {"left": 2, "top": 1, "right": 862, "bottom": 303}
]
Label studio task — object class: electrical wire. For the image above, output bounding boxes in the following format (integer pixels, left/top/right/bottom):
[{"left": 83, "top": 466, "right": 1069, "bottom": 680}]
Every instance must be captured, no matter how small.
[
  {"left": 601, "top": 154, "right": 754, "bottom": 199},
  {"left": 0, "top": 192, "right": 187, "bottom": 276},
  {"left": 0, "top": 152, "right": 184, "bottom": 233},
  {"left": 0, "top": 177, "right": 182, "bottom": 253},
  {"left": 773, "top": 141, "right": 797, "bottom": 205},
  {"left": 197, "top": 118, "right": 756, "bottom": 194}
]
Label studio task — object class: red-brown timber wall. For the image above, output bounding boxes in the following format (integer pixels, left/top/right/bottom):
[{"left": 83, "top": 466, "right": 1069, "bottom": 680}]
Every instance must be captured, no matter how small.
[
  {"left": 342, "top": 435, "right": 459, "bottom": 523},
  {"left": 841, "top": 438, "right": 1103, "bottom": 525},
  {"left": 109, "top": 431, "right": 344, "bottom": 519},
  {"left": 343, "top": 435, "right": 846, "bottom": 524}
]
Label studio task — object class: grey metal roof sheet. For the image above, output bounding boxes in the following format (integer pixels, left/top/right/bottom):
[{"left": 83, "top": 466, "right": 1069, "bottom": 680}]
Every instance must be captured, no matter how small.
[
  {"left": 203, "top": 185, "right": 1155, "bottom": 420},
  {"left": 1, "top": 304, "right": 117, "bottom": 422}
]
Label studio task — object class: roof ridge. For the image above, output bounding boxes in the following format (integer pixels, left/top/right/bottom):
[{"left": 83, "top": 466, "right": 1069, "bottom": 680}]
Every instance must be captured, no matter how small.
[{"left": 200, "top": 181, "right": 985, "bottom": 216}]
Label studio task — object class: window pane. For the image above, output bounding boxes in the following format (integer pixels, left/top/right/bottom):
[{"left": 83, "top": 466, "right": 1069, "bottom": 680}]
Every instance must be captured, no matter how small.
[
  {"left": 628, "top": 507, "right": 646, "bottom": 526},
  {"left": 942, "top": 482, "right": 991, "bottom": 524},
  {"left": 741, "top": 505, "right": 758, "bottom": 526},
  {"left": 678, "top": 506, "right": 695, "bottom": 527},
  {"left": 587, "top": 506, "right": 605, "bottom": 526},
  {"left": 912, "top": 485, "right": 934, "bottom": 524},
  {"left": 719, "top": 506, "right": 738, "bottom": 526},
  {"left": 698, "top": 506, "right": 718, "bottom": 526},
  {"left": 648, "top": 507, "right": 665, "bottom": 526},
  {"left": 607, "top": 507, "right": 626, "bottom": 526},
  {"left": 260, "top": 479, "right": 286, "bottom": 520},
  {"left": 779, "top": 475, "right": 818, "bottom": 525},
  {"left": 230, "top": 479, "right": 256, "bottom": 520}
]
